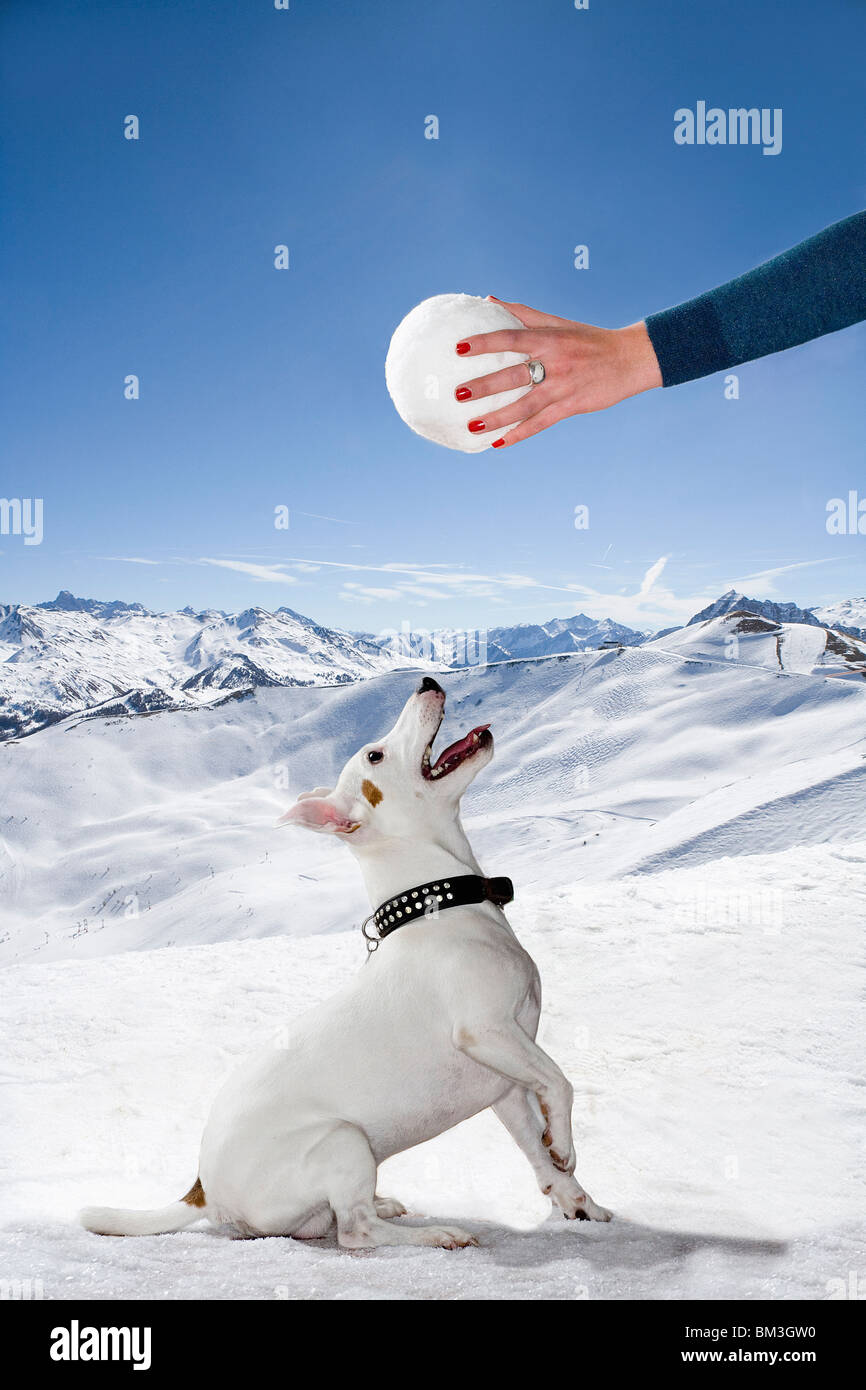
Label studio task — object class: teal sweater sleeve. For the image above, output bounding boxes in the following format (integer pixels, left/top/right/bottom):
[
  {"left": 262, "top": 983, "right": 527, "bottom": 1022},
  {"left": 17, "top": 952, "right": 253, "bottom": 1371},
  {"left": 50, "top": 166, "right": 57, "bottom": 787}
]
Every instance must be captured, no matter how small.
[{"left": 645, "top": 211, "right": 866, "bottom": 386}]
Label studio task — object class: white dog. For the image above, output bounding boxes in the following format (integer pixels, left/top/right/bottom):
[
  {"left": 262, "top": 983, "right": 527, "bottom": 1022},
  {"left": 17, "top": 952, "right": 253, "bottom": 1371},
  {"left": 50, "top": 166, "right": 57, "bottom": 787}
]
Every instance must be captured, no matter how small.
[{"left": 81, "top": 678, "right": 610, "bottom": 1250}]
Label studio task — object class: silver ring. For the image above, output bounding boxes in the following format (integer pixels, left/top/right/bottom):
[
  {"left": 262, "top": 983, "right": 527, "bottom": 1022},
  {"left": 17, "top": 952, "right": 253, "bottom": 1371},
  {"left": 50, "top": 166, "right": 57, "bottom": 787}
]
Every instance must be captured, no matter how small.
[{"left": 527, "top": 360, "right": 546, "bottom": 386}]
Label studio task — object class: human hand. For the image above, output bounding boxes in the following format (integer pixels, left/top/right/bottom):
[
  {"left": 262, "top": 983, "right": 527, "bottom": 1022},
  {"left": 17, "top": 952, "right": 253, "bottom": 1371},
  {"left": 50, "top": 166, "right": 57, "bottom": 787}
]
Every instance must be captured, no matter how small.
[{"left": 453, "top": 298, "right": 663, "bottom": 447}]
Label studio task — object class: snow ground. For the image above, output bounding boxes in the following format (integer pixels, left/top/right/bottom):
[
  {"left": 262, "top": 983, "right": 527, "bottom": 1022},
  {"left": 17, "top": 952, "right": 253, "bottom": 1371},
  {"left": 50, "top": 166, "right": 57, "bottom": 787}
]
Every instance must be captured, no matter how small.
[{"left": 1, "top": 841, "right": 863, "bottom": 1301}]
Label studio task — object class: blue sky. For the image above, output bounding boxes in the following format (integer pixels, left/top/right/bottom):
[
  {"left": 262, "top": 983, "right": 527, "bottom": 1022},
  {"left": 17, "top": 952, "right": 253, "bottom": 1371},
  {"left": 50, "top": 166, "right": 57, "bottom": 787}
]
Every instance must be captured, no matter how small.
[{"left": 3, "top": 0, "right": 865, "bottom": 635}]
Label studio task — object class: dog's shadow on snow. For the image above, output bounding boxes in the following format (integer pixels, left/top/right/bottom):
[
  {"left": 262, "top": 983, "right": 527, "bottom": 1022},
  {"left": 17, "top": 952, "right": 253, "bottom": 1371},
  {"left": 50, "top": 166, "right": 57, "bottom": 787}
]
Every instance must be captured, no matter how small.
[
  {"left": 208, "top": 1214, "right": 787, "bottom": 1270},
  {"left": 475, "top": 1214, "right": 787, "bottom": 1271}
]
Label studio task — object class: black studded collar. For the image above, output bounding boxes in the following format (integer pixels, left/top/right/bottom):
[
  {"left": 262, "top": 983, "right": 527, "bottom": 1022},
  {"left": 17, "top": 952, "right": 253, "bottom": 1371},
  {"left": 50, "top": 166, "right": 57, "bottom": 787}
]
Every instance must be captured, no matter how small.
[{"left": 362, "top": 874, "right": 514, "bottom": 953}]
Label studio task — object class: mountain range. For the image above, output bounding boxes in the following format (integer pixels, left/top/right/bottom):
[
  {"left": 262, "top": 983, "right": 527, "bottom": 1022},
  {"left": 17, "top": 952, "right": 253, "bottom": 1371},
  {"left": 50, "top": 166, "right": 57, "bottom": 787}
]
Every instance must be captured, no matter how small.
[
  {"left": 688, "top": 588, "right": 866, "bottom": 638},
  {"left": 0, "top": 591, "right": 435, "bottom": 741},
  {"left": 356, "top": 611, "right": 646, "bottom": 666},
  {"left": 0, "top": 587, "right": 864, "bottom": 742},
  {"left": 3, "top": 604, "right": 865, "bottom": 966}
]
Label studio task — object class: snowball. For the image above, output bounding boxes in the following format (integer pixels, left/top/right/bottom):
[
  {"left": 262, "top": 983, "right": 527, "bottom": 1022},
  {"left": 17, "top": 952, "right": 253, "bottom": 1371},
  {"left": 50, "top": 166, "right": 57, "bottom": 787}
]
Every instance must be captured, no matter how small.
[{"left": 385, "top": 293, "right": 531, "bottom": 453}]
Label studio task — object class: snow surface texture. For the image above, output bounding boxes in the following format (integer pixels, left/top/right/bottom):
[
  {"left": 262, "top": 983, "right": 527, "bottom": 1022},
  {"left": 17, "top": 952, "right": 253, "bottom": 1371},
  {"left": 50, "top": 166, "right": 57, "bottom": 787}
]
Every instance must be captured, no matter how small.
[
  {"left": 385, "top": 293, "right": 531, "bottom": 452},
  {"left": 2, "top": 612, "right": 865, "bottom": 1299},
  {"left": 2, "top": 841, "right": 864, "bottom": 1300}
]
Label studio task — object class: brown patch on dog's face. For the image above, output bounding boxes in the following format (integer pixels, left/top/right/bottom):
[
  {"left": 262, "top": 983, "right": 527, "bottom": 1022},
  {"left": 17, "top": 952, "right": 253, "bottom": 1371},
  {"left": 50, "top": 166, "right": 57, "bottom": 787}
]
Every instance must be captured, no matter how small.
[{"left": 361, "top": 778, "right": 383, "bottom": 807}]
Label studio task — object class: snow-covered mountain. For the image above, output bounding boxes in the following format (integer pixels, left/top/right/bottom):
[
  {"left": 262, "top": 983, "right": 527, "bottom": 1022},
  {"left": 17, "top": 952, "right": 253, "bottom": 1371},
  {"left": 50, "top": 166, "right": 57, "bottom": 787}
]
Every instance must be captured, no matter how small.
[
  {"left": 0, "top": 595, "right": 646, "bottom": 742},
  {"left": 690, "top": 588, "right": 866, "bottom": 641},
  {"left": 688, "top": 588, "right": 823, "bottom": 629},
  {"left": 811, "top": 595, "right": 866, "bottom": 635},
  {"left": 2, "top": 607, "right": 864, "bottom": 967},
  {"left": 2, "top": 589, "right": 865, "bottom": 744},
  {"left": 36, "top": 589, "right": 150, "bottom": 620},
  {"left": 0, "top": 592, "right": 438, "bottom": 741},
  {"left": 361, "top": 613, "right": 646, "bottom": 666}
]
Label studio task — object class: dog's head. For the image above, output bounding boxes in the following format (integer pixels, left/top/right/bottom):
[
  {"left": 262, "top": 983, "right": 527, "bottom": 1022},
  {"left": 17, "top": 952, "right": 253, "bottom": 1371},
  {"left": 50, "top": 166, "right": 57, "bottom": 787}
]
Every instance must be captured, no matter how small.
[{"left": 278, "top": 677, "right": 493, "bottom": 846}]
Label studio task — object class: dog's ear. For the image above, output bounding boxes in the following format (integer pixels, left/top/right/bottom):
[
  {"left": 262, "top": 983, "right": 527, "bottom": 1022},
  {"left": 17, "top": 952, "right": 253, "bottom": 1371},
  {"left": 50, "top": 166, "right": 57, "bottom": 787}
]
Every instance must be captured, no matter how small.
[{"left": 278, "top": 789, "right": 363, "bottom": 836}]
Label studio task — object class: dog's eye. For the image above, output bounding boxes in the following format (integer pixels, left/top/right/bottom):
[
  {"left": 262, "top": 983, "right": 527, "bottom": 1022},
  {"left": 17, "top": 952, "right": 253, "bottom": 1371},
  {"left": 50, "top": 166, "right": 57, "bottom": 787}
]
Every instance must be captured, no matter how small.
[{"left": 367, "top": 749, "right": 384, "bottom": 764}]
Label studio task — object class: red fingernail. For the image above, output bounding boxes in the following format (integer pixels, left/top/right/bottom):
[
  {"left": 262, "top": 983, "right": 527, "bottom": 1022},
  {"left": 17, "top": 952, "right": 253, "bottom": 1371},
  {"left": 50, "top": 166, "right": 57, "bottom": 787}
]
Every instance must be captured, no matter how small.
[
  {"left": 468, "top": 419, "right": 485, "bottom": 433},
  {"left": 455, "top": 387, "right": 472, "bottom": 402},
  {"left": 456, "top": 341, "right": 471, "bottom": 355},
  {"left": 491, "top": 438, "right": 505, "bottom": 448}
]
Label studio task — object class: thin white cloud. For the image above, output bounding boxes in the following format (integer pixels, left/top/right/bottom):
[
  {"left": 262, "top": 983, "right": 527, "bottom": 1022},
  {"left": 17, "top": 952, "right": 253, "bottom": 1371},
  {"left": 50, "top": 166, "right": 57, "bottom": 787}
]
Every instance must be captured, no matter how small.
[
  {"left": 191, "top": 551, "right": 717, "bottom": 629},
  {"left": 402, "top": 585, "right": 450, "bottom": 600},
  {"left": 638, "top": 554, "right": 669, "bottom": 596},
  {"left": 272, "top": 555, "right": 595, "bottom": 596},
  {"left": 341, "top": 584, "right": 405, "bottom": 603},
  {"left": 198, "top": 558, "right": 299, "bottom": 584},
  {"left": 727, "top": 557, "right": 840, "bottom": 593},
  {"left": 193, "top": 548, "right": 847, "bottom": 632},
  {"left": 293, "top": 510, "right": 360, "bottom": 525}
]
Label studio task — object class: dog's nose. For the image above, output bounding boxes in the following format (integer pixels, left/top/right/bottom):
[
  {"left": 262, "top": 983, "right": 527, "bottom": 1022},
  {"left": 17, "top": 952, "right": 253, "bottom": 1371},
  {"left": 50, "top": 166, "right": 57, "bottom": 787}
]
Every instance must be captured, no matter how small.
[{"left": 416, "top": 676, "right": 445, "bottom": 696}]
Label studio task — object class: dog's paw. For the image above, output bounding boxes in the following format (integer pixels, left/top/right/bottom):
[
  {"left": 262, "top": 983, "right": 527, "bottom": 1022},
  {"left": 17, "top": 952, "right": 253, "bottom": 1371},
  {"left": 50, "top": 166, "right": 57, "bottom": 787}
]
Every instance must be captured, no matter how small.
[
  {"left": 571, "top": 1194, "right": 613, "bottom": 1223},
  {"left": 374, "top": 1195, "right": 408, "bottom": 1219},
  {"left": 420, "top": 1225, "right": 479, "bottom": 1249},
  {"left": 544, "top": 1177, "right": 612, "bottom": 1223}
]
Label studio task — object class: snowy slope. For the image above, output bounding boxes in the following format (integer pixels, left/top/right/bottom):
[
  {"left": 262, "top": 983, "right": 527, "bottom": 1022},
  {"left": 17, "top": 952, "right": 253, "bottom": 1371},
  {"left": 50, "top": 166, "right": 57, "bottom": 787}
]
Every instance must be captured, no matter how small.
[
  {"left": 5, "top": 589, "right": 864, "bottom": 746},
  {"left": 655, "top": 609, "right": 866, "bottom": 678},
  {"left": 812, "top": 596, "right": 866, "bottom": 635},
  {"left": 1, "top": 839, "right": 863, "bottom": 1300},
  {"left": 1, "top": 613, "right": 864, "bottom": 967}
]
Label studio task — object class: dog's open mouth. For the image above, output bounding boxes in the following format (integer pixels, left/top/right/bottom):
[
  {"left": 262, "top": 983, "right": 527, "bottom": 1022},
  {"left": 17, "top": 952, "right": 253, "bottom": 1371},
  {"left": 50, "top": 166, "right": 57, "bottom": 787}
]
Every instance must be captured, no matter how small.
[{"left": 421, "top": 723, "right": 492, "bottom": 780}]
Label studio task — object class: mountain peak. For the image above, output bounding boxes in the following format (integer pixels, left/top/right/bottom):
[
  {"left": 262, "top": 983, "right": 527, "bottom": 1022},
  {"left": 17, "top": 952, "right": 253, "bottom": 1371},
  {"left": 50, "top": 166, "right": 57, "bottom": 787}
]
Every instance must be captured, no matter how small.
[
  {"left": 688, "top": 591, "right": 821, "bottom": 629},
  {"left": 38, "top": 591, "right": 150, "bottom": 618}
]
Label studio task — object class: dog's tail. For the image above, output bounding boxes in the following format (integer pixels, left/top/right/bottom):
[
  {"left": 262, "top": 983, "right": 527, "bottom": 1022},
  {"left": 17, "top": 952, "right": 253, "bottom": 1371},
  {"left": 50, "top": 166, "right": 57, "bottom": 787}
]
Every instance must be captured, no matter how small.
[{"left": 79, "top": 1178, "right": 208, "bottom": 1237}]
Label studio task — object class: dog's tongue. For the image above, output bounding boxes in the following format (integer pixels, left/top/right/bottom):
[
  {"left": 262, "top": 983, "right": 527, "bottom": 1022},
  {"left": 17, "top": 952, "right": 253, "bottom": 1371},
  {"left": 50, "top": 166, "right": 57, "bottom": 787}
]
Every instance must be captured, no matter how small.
[{"left": 433, "top": 724, "right": 490, "bottom": 770}]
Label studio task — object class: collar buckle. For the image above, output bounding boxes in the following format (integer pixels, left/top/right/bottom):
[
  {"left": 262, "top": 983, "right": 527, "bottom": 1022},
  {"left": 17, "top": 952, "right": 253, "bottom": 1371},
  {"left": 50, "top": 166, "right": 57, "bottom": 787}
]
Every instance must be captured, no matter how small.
[{"left": 360, "top": 914, "right": 380, "bottom": 956}]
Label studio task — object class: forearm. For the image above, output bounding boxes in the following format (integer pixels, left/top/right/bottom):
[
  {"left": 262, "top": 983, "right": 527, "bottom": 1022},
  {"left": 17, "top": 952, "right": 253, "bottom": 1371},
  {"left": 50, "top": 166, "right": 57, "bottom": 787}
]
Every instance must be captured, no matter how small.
[{"left": 644, "top": 211, "right": 866, "bottom": 387}]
